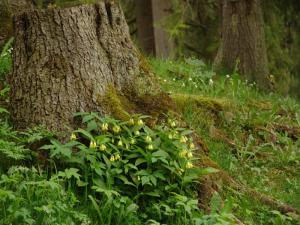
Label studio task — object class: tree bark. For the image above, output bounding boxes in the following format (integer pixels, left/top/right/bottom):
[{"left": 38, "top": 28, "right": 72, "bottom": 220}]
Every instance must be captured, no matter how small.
[
  {"left": 9, "top": 2, "right": 140, "bottom": 132},
  {"left": 136, "top": 0, "right": 173, "bottom": 58},
  {"left": 214, "top": 0, "right": 269, "bottom": 88}
]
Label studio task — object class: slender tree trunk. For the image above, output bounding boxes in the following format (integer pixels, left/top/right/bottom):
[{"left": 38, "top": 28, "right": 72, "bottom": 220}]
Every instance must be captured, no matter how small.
[
  {"left": 136, "top": 0, "right": 155, "bottom": 55},
  {"left": 214, "top": 0, "right": 269, "bottom": 88},
  {"left": 136, "top": 0, "right": 173, "bottom": 58},
  {"left": 9, "top": 2, "right": 140, "bottom": 131},
  {"left": 151, "top": 0, "right": 174, "bottom": 58}
]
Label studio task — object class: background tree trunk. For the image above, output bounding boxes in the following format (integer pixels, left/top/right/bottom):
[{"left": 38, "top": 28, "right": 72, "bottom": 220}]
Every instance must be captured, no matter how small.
[
  {"left": 214, "top": 0, "right": 269, "bottom": 87},
  {"left": 136, "top": 0, "right": 173, "bottom": 58},
  {"left": 9, "top": 2, "right": 140, "bottom": 132},
  {"left": 0, "top": 0, "right": 35, "bottom": 48},
  {"left": 151, "top": 0, "right": 174, "bottom": 58},
  {"left": 136, "top": 0, "right": 155, "bottom": 55}
]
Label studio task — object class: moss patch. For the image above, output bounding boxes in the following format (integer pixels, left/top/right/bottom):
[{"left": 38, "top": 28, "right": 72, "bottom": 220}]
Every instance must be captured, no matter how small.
[
  {"left": 172, "top": 94, "right": 231, "bottom": 113},
  {"left": 97, "top": 85, "right": 176, "bottom": 126}
]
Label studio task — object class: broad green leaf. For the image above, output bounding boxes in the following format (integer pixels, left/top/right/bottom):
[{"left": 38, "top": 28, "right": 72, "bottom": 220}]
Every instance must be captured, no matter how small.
[
  {"left": 141, "top": 176, "right": 150, "bottom": 186},
  {"left": 75, "top": 128, "right": 94, "bottom": 140},
  {"left": 135, "top": 158, "right": 147, "bottom": 166}
]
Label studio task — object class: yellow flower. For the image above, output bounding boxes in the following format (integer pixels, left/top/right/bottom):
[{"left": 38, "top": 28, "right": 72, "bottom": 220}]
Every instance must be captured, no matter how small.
[
  {"left": 168, "top": 134, "right": 173, "bottom": 139},
  {"left": 89, "top": 140, "right": 97, "bottom": 149},
  {"left": 177, "top": 168, "right": 184, "bottom": 175},
  {"left": 189, "top": 143, "right": 195, "bottom": 149},
  {"left": 145, "top": 135, "right": 152, "bottom": 143},
  {"left": 101, "top": 123, "right": 109, "bottom": 132},
  {"left": 130, "top": 138, "right": 135, "bottom": 144},
  {"left": 186, "top": 162, "right": 194, "bottom": 169},
  {"left": 99, "top": 144, "right": 106, "bottom": 151},
  {"left": 134, "top": 130, "right": 140, "bottom": 136},
  {"left": 70, "top": 133, "right": 77, "bottom": 141},
  {"left": 179, "top": 149, "right": 188, "bottom": 158},
  {"left": 110, "top": 156, "right": 115, "bottom": 162},
  {"left": 180, "top": 136, "right": 188, "bottom": 143},
  {"left": 117, "top": 140, "right": 123, "bottom": 147},
  {"left": 137, "top": 119, "right": 144, "bottom": 126},
  {"left": 113, "top": 125, "right": 121, "bottom": 134},
  {"left": 115, "top": 154, "right": 121, "bottom": 160},
  {"left": 147, "top": 144, "right": 154, "bottom": 150},
  {"left": 129, "top": 118, "right": 135, "bottom": 126},
  {"left": 187, "top": 152, "right": 193, "bottom": 158},
  {"left": 170, "top": 121, "right": 176, "bottom": 128},
  {"left": 137, "top": 176, "right": 141, "bottom": 181}
]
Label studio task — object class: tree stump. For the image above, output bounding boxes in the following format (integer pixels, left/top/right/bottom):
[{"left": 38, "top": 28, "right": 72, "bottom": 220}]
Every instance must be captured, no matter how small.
[{"left": 9, "top": 2, "right": 141, "bottom": 132}]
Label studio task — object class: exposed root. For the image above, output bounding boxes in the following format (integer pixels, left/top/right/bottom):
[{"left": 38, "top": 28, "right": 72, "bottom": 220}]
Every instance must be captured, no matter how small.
[
  {"left": 254, "top": 126, "right": 277, "bottom": 143},
  {"left": 209, "top": 125, "right": 236, "bottom": 147},
  {"left": 272, "top": 123, "right": 300, "bottom": 140},
  {"left": 197, "top": 156, "right": 300, "bottom": 219}
]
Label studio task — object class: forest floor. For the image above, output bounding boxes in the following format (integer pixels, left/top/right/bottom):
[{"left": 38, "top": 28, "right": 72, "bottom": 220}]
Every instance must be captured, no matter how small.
[
  {"left": 0, "top": 46, "right": 299, "bottom": 224},
  {"left": 151, "top": 58, "right": 300, "bottom": 224}
]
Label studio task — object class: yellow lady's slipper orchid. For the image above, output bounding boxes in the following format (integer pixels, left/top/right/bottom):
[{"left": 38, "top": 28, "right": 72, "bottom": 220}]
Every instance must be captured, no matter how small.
[
  {"left": 187, "top": 152, "right": 193, "bottom": 158},
  {"left": 99, "top": 144, "right": 106, "bottom": 151},
  {"left": 117, "top": 140, "right": 123, "bottom": 147},
  {"left": 113, "top": 125, "right": 121, "bottom": 134},
  {"left": 145, "top": 135, "right": 152, "bottom": 143},
  {"left": 147, "top": 144, "right": 154, "bottom": 150},
  {"left": 115, "top": 154, "right": 121, "bottom": 160},
  {"left": 179, "top": 149, "right": 188, "bottom": 158},
  {"left": 129, "top": 118, "right": 135, "bottom": 126},
  {"left": 89, "top": 140, "right": 97, "bottom": 149},
  {"left": 186, "top": 162, "right": 194, "bottom": 169},
  {"left": 177, "top": 168, "right": 184, "bottom": 175},
  {"left": 110, "top": 156, "right": 115, "bottom": 162},
  {"left": 189, "top": 143, "right": 195, "bottom": 149},
  {"left": 134, "top": 130, "right": 140, "bottom": 136},
  {"left": 137, "top": 119, "right": 144, "bottom": 126},
  {"left": 70, "top": 133, "right": 77, "bottom": 141},
  {"left": 180, "top": 136, "right": 187, "bottom": 143},
  {"left": 101, "top": 123, "right": 109, "bottom": 132},
  {"left": 130, "top": 138, "right": 135, "bottom": 144}
]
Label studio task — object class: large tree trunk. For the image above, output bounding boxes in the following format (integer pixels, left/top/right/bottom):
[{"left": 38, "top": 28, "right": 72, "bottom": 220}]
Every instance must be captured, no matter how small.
[
  {"left": 0, "top": 0, "right": 35, "bottom": 47},
  {"left": 136, "top": 0, "right": 173, "bottom": 58},
  {"left": 9, "top": 2, "right": 140, "bottom": 132},
  {"left": 214, "top": 0, "right": 269, "bottom": 88}
]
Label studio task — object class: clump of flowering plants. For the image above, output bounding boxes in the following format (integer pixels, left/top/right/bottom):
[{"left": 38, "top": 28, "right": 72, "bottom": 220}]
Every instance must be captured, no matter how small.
[{"left": 42, "top": 112, "right": 214, "bottom": 222}]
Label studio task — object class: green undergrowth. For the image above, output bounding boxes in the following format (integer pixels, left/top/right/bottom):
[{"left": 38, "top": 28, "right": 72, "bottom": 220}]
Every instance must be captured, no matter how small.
[
  {"left": 151, "top": 58, "right": 300, "bottom": 224},
  {"left": 1, "top": 42, "right": 300, "bottom": 224},
  {"left": 0, "top": 107, "right": 233, "bottom": 224},
  {"left": 0, "top": 40, "right": 234, "bottom": 225}
]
